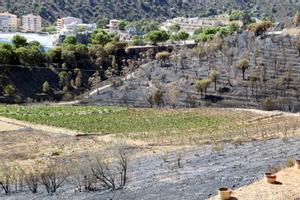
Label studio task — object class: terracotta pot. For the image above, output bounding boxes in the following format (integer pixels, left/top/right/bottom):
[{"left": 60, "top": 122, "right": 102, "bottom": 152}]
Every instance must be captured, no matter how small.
[
  {"left": 295, "top": 160, "right": 300, "bottom": 169},
  {"left": 264, "top": 173, "right": 277, "bottom": 184},
  {"left": 218, "top": 187, "right": 232, "bottom": 200}
]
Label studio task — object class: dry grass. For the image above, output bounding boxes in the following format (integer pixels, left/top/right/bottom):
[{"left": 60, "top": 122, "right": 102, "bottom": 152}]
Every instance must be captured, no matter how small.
[
  {"left": 0, "top": 120, "right": 23, "bottom": 131},
  {"left": 282, "top": 28, "right": 300, "bottom": 36},
  {"left": 0, "top": 130, "right": 112, "bottom": 164},
  {"left": 210, "top": 167, "right": 300, "bottom": 200}
]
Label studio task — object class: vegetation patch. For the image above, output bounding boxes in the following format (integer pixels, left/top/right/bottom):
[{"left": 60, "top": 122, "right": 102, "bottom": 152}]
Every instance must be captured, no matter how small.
[{"left": 0, "top": 105, "right": 241, "bottom": 139}]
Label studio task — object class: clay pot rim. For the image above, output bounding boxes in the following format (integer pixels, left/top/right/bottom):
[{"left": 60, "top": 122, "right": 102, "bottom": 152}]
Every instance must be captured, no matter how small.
[
  {"left": 265, "top": 173, "right": 276, "bottom": 177},
  {"left": 265, "top": 175, "right": 276, "bottom": 178},
  {"left": 265, "top": 172, "right": 273, "bottom": 176},
  {"left": 219, "top": 187, "right": 230, "bottom": 191}
]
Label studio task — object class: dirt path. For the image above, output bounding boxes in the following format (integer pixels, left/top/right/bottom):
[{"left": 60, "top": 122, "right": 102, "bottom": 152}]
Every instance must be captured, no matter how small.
[
  {"left": 230, "top": 108, "right": 300, "bottom": 117},
  {"left": 0, "top": 116, "right": 150, "bottom": 147},
  {"left": 0, "top": 120, "right": 24, "bottom": 132},
  {"left": 0, "top": 116, "right": 80, "bottom": 136}
]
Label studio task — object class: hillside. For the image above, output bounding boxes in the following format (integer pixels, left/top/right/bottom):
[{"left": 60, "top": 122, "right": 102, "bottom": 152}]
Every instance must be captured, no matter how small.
[
  {"left": 0, "top": 0, "right": 299, "bottom": 23},
  {"left": 87, "top": 32, "right": 300, "bottom": 112}
]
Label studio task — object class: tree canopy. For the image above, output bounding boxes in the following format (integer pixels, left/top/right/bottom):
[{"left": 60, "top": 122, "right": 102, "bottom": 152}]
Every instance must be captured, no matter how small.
[{"left": 147, "top": 30, "right": 170, "bottom": 44}]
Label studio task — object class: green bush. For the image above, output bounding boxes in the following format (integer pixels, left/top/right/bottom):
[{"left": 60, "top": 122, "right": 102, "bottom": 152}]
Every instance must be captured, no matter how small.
[{"left": 4, "top": 84, "right": 16, "bottom": 96}]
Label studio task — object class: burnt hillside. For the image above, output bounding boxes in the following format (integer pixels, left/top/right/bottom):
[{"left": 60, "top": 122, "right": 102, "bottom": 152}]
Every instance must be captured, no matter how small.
[{"left": 87, "top": 32, "right": 300, "bottom": 112}]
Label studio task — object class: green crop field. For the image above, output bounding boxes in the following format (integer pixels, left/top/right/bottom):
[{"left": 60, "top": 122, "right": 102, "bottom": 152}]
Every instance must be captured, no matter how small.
[
  {"left": 0, "top": 105, "right": 246, "bottom": 139},
  {"left": 0, "top": 104, "right": 297, "bottom": 144}
]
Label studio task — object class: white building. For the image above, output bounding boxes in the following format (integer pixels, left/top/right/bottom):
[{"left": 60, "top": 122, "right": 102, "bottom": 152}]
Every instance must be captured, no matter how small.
[
  {"left": 0, "top": 12, "right": 19, "bottom": 32},
  {"left": 22, "top": 14, "right": 42, "bottom": 33},
  {"left": 57, "top": 16, "right": 83, "bottom": 30},
  {"left": 161, "top": 14, "right": 243, "bottom": 34},
  {"left": 107, "top": 19, "right": 119, "bottom": 32},
  {"left": 59, "top": 23, "right": 97, "bottom": 35}
]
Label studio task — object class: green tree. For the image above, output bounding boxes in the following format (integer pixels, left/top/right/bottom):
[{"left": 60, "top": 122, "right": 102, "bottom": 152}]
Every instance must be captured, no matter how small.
[
  {"left": 63, "top": 36, "right": 77, "bottom": 45},
  {"left": 104, "top": 41, "right": 127, "bottom": 55},
  {"left": 91, "top": 29, "right": 112, "bottom": 46},
  {"left": 170, "top": 34, "right": 179, "bottom": 42},
  {"left": 88, "top": 45, "right": 107, "bottom": 66},
  {"left": 46, "top": 47, "right": 62, "bottom": 66},
  {"left": 147, "top": 30, "right": 170, "bottom": 45},
  {"left": 15, "top": 47, "right": 44, "bottom": 66},
  {"left": 97, "top": 18, "right": 109, "bottom": 29},
  {"left": 4, "top": 84, "right": 16, "bottom": 96},
  {"left": 118, "top": 20, "right": 128, "bottom": 31},
  {"left": 0, "top": 43, "right": 14, "bottom": 64},
  {"left": 169, "top": 23, "right": 181, "bottom": 33},
  {"left": 131, "top": 36, "right": 145, "bottom": 46},
  {"left": 12, "top": 35, "right": 27, "bottom": 48},
  {"left": 177, "top": 31, "right": 189, "bottom": 43},
  {"left": 61, "top": 50, "right": 76, "bottom": 68},
  {"left": 228, "top": 23, "right": 239, "bottom": 33}
]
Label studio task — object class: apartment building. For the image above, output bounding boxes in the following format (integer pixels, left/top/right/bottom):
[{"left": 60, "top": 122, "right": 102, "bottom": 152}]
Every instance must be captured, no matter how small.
[
  {"left": 22, "top": 14, "right": 42, "bottom": 33},
  {"left": 57, "top": 16, "right": 83, "bottom": 30},
  {"left": 0, "top": 12, "right": 19, "bottom": 32}
]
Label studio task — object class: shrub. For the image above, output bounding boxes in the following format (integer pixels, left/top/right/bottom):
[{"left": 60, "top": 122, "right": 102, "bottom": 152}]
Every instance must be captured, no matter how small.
[
  {"left": 104, "top": 41, "right": 128, "bottom": 54},
  {"left": 260, "top": 98, "right": 277, "bottom": 111},
  {"left": 42, "top": 81, "right": 50, "bottom": 93},
  {"left": 155, "top": 51, "right": 171, "bottom": 67},
  {"left": 62, "top": 92, "right": 74, "bottom": 101},
  {"left": 89, "top": 142, "right": 130, "bottom": 190},
  {"left": 39, "top": 161, "right": 70, "bottom": 195},
  {"left": 248, "top": 21, "right": 273, "bottom": 37},
  {"left": 286, "top": 158, "right": 295, "bottom": 168},
  {"left": 0, "top": 163, "right": 13, "bottom": 194},
  {"left": 24, "top": 167, "right": 39, "bottom": 194},
  {"left": 196, "top": 79, "right": 211, "bottom": 98},
  {"left": 235, "top": 58, "right": 249, "bottom": 80},
  {"left": 4, "top": 84, "right": 16, "bottom": 96}
]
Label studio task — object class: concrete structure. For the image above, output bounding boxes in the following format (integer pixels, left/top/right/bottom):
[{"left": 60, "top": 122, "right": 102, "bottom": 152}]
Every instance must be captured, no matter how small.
[
  {"left": 0, "top": 12, "right": 18, "bottom": 32},
  {"left": 161, "top": 14, "right": 243, "bottom": 34},
  {"left": 59, "top": 23, "right": 96, "bottom": 35},
  {"left": 22, "top": 14, "right": 42, "bottom": 33},
  {"left": 107, "top": 19, "right": 119, "bottom": 31},
  {"left": 57, "top": 16, "right": 83, "bottom": 30}
]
